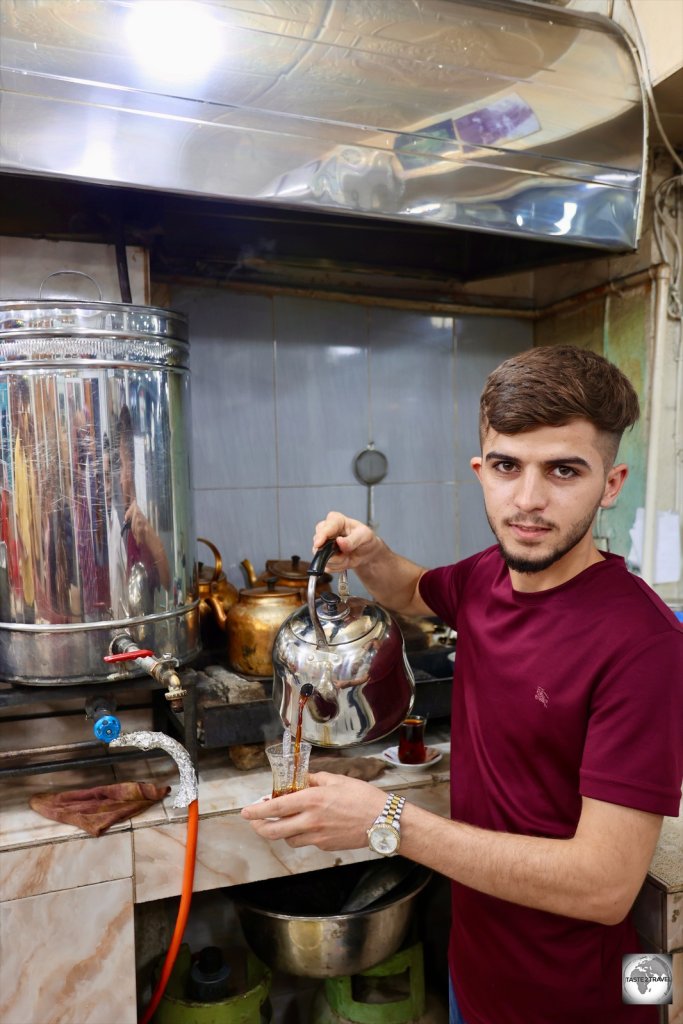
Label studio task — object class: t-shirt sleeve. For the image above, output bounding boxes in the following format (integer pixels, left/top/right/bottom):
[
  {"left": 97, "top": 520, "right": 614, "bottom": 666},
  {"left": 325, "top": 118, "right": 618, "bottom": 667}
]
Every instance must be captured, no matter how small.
[
  {"left": 418, "top": 565, "right": 459, "bottom": 626},
  {"left": 419, "top": 554, "right": 488, "bottom": 629},
  {"left": 580, "top": 631, "right": 683, "bottom": 817}
]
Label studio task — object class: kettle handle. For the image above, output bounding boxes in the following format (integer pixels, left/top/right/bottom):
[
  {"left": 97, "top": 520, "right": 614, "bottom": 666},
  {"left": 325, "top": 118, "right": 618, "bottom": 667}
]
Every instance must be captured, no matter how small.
[
  {"left": 197, "top": 537, "right": 222, "bottom": 582},
  {"left": 308, "top": 540, "right": 339, "bottom": 576},
  {"left": 307, "top": 541, "right": 340, "bottom": 647}
]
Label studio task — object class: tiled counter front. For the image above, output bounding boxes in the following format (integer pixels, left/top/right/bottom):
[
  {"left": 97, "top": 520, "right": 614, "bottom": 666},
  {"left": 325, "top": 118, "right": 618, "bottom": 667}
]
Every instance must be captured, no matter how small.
[
  {"left": 0, "top": 746, "right": 451, "bottom": 1024},
  {"left": 0, "top": 833, "right": 136, "bottom": 1024},
  {"left": 1, "top": 741, "right": 680, "bottom": 1024},
  {"left": 632, "top": 810, "right": 683, "bottom": 1024}
]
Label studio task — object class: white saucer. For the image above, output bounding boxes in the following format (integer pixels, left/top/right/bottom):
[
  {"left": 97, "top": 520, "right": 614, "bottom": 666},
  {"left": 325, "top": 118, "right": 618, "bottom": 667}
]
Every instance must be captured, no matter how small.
[{"left": 381, "top": 746, "right": 443, "bottom": 770}]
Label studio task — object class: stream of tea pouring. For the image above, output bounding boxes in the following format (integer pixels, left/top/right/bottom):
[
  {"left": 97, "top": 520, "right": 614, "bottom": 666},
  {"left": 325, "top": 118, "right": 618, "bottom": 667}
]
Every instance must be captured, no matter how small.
[
  {"left": 278, "top": 682, "right": 315, "bottom": 793},
  {"left": 282, "top": 682, "right": 315, "bottom": 753}
]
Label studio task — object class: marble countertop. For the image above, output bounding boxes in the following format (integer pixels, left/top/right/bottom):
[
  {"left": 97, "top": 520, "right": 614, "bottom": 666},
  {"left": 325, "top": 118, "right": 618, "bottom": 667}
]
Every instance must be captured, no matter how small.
[
  {"left": 0, "top": 727, "right": 452, "bottom": 854},
  {"left": 1, "top": 724, "right": 680, "bottom": 894}
]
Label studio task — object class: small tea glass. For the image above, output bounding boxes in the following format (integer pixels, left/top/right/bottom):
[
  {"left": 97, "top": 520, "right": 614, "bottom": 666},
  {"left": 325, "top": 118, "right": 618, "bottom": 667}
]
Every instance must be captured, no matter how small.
[
  {"left": 398, "top": 715, "right": 428, "bottom": 764},
  {"left": 265, "top": 741, "right": 312, "bottom": 798}
]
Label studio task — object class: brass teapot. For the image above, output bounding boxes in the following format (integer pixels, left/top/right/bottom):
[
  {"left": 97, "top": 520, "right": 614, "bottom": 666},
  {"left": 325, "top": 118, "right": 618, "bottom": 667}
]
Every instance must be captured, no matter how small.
[
  {"left": 226, "top": 579, "right": 304, "bottom": 678},
  {"left": 197, "top": 538, "right": 239, "bottom": 646},
  {"left": 241, "top": 554, "right": 332, "bottom": 593}
]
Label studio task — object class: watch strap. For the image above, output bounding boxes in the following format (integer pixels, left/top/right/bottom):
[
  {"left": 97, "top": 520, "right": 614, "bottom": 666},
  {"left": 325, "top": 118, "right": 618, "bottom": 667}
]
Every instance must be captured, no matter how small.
[{"left": 372, "top": 791, "right": 405, "bottom": 831}]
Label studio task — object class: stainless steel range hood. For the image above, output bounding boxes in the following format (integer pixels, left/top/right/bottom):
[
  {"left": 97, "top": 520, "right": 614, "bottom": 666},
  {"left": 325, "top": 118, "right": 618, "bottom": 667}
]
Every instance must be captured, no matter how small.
[{"left": 0, "top": 0, "right": 646, "bottom": 252}]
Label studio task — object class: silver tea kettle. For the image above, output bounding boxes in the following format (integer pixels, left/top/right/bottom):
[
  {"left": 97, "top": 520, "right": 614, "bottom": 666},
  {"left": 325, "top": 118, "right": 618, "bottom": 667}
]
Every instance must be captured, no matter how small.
[{"left": 272, "top": 540, "right": 415, "bottom": 747}]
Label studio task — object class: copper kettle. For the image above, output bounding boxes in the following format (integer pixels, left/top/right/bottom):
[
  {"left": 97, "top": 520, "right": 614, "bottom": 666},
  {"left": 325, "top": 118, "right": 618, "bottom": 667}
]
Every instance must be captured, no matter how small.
[
  {"left": 241, "top": 554, "right": 332, "bottom": 593},
  {"left": 197, "top": 538, "right": 239, "bottom": 642},
  {"left": 226, "top": 579, "right": 304, "bottom": 678}
]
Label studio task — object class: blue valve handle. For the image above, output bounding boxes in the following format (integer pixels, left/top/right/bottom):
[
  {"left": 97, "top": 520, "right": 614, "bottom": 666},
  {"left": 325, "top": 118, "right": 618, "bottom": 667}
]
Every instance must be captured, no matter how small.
[{"left": 93, "top": 714, "right": 121, "bottom": 743}]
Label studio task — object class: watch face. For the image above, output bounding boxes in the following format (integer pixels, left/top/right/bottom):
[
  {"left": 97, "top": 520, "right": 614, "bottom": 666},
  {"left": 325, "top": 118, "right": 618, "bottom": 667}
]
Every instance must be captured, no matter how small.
[{"left": 369, "top": 824, "right": 399, "bottom": 855}]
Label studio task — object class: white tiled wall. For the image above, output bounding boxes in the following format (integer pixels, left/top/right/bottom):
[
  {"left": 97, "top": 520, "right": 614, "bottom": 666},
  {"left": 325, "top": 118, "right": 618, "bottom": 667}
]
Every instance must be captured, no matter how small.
[{"left": 169, "top": 285, "right": 532, "bottom": 590}]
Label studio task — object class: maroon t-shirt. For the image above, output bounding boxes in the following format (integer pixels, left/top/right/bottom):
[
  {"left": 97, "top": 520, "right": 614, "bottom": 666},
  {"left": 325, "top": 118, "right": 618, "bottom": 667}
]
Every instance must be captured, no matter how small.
[{"left": 419, "top": 547, "right": 682, "bottom": 1024}]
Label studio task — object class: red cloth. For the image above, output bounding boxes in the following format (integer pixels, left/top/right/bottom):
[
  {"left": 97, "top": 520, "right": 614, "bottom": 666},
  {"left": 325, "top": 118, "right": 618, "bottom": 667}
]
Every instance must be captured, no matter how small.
[
  {"left": 420, "top": 548, "right": 682, "bottom": 1024},
  {"left": 30, "top": 781, "right": 171, "bottom": 837}
]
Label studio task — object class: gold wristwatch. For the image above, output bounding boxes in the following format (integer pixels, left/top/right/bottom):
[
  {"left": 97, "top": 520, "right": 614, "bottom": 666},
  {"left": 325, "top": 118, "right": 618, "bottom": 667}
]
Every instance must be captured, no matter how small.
[{"left": 367, "top": 792, "right": 406, "bottom": 856}]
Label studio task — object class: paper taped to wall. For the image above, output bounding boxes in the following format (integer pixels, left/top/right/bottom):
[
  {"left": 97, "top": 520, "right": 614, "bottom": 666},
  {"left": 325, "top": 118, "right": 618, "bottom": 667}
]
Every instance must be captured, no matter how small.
[{"left": 628, "top": 508, "right": 682, "bottom": 584}]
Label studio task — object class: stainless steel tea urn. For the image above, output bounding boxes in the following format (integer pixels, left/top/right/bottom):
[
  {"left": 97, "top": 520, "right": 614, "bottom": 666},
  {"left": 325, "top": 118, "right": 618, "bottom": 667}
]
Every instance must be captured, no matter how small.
[{"left": 0, "top": 297, "right": 199, "bottom": 683}]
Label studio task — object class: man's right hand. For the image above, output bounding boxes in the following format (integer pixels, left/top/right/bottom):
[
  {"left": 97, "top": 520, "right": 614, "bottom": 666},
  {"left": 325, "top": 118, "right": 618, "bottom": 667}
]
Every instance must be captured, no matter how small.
[
  {"left": 312, "top": 511, "right": 381, "bottom": 571},
  {"left": 312, "top": 510, "right": 432, "bottom": 617}
]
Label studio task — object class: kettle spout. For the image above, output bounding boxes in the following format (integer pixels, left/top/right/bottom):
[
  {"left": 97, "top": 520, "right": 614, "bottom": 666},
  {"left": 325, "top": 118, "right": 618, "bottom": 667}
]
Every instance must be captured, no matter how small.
[
  {"left": 240, "top": 558, "right": 258, "bottom": 587},
  {"left": 303, "top": 667, "right": 339, "bottom": 723},
  {"left": 206, "top": 593, "right": 228, "bottom": 630}
]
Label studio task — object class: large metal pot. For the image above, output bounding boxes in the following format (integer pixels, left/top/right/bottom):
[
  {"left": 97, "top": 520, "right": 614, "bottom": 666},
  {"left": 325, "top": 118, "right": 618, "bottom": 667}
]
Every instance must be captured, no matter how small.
[
  {"left": 0, "top": 297, "right": 199, "bottom": 683},
  {"left": 233, "top": 860, "right": 431, "bottom": 978}
]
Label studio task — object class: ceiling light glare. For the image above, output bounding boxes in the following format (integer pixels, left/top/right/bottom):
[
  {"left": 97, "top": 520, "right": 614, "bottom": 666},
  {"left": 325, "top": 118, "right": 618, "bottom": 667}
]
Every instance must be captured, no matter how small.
[{"left": 126, "top": 1, "right": 222, "bottom": 86}]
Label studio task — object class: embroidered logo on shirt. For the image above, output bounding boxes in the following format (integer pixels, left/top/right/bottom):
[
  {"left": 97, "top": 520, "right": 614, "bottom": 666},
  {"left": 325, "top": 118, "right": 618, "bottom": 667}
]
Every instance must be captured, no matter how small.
[{"left": 534, "top": 686, "right": 549, "bottom": 709}]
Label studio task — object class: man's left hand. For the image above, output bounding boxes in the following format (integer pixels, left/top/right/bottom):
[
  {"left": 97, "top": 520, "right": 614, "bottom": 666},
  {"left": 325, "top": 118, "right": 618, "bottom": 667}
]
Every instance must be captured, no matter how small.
[{"left": 241, "top": 772, "right": 388, "bottom": 851}]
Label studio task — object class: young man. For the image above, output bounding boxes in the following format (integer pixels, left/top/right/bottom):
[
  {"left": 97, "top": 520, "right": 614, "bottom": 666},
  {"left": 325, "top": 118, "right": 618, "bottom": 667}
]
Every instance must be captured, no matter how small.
[{"left": 242, "top": 346, "right": 683, "bottom": 1024}]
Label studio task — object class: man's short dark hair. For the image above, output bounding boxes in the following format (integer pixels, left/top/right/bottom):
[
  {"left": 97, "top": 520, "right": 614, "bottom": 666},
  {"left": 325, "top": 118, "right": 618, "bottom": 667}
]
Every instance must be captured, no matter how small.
[{"left": 479, "top": 345, "right": 640, "bottom": 464}]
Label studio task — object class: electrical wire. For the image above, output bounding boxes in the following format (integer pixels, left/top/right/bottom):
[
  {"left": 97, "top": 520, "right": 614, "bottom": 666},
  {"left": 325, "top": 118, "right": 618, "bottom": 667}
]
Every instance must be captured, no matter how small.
[
  {"left": 652, "top": 173, "right": 683, "bottom": 515},
  {"left": 653, "top": 174, "right": 683, "bottom": 318},
  {"left": 674, "top": 314, "right": 683, "bottom": 515},
  {"left": 623, "top": 0, "right": 683, "bottom": 174},
  {"left": 616, "top": 0, "right": 683, "bottom": 307},
  {"left": 139, "top": 798, "right": 200, "bottom": 1024},
  {"left": 617, "top": 2, "right": 683, "bottom": 528}
]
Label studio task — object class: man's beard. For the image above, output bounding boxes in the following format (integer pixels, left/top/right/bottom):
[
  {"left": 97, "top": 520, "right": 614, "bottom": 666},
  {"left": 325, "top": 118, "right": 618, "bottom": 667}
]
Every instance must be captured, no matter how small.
[{"left": 485, "top": 499, "right": 602, "bottom": 574}]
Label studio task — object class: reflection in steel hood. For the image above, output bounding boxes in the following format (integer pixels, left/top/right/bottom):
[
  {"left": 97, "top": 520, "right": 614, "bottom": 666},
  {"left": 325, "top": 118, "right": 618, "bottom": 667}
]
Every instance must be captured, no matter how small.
[{"left": 0, "top": 0, "right": 646, "bottom": 252}]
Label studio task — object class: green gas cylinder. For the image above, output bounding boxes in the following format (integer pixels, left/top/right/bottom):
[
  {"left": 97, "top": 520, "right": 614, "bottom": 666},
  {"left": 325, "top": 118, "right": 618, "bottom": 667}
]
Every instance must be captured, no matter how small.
[
  {"left": 153, "top": 944, "right": 271, "bottom": 1024},
  {"left": 309, "top": 943, "right": 447, "bottom": 1024}
]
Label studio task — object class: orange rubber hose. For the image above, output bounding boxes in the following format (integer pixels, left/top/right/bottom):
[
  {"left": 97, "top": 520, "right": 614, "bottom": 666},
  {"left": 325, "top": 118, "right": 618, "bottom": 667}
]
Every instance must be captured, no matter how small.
[{"left": 140, "top": 798, "right": 199, "bottom": 1024}]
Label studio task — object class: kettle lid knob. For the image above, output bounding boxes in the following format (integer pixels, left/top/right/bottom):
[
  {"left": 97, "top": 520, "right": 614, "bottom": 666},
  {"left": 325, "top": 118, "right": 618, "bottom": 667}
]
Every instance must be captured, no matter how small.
[{"left": 318, "top": 590, "right": 350, "bottom": 622}]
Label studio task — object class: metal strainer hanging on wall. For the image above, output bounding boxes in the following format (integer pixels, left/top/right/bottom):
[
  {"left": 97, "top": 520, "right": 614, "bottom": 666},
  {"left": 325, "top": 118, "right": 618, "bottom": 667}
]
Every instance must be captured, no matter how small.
[{"left": 353, "top": 443, "right": 388, "bottom": 530}]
